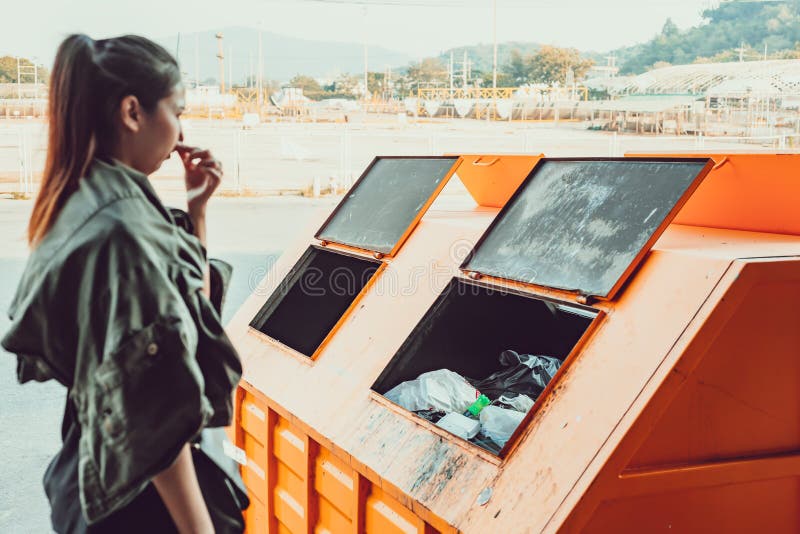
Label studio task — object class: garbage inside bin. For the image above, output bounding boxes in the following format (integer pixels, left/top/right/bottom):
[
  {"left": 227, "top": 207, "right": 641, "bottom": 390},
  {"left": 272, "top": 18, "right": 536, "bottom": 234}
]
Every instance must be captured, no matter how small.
[
  {"left": 495, "top": 393, "right": 535, "bottom": 413},
  {"left": 467, "top": 350, "right": 562, "bottom": 399},
  {"left": 414, "top": 409, "right": 446, "bottom": 424},
  {"left": 471, "top": 432, "right": 503, "bottom": 455},
  {"left": 479, "top": 406, "right": 526, "bottom": 449},
  {"left": 383, "top": 358, "right": 559, "bottom": 452},
  {"left": 436, "top": 412, "right": 482, "bottom": 440},
  {"left": 372, "top": 277, "right": 597, "bottom": 455},
  {"left": 384, "top": 369, "right": 480, "bottom": 413},
  {"left": 464, "top": 394, "right": 491, "bottom": 417}
]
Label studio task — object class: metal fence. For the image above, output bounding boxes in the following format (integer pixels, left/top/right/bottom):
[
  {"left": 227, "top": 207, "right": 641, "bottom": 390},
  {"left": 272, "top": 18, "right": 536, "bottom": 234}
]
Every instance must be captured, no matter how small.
[{"left": 2, "top": 119, "right": 798, "bottom": 197}]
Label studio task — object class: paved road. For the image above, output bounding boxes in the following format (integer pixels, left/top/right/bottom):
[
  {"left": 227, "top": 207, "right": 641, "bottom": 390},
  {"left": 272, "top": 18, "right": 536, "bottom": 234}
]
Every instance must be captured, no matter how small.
[{"left": 0, "top": 194, "right": 337, "bottom": 533}]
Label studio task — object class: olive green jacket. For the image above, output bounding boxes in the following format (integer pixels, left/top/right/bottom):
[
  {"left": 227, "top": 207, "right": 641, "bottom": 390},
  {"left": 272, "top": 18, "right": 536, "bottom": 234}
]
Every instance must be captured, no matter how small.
[{"left": 1, "top": 159, "right": 242, "bottom": 524}]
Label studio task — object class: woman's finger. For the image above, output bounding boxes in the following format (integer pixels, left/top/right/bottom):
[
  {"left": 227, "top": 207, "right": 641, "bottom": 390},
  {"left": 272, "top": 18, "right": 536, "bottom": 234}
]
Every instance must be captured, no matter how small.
[
  {"left": 199, "top": 159, "right": 222, "bottom": 171},
  {"left": 188, "top": 148, "right": 212, "bottom": 162},
  {"left": 175, "top": 142, "right": 196, "bottom": 156},
  {"left": 205, "top": 167, "right": 223, "bottom": 184}
]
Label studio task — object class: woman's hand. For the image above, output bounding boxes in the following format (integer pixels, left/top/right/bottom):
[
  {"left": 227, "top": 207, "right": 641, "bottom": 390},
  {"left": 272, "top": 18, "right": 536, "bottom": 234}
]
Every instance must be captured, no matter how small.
[{"left": 175, "top": 143, "right": 222, "bottom": 216}]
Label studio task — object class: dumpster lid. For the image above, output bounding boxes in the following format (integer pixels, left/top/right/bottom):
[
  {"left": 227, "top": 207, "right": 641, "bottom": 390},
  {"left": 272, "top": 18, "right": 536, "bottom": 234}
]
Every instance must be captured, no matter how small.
[
  {"left": 316, "top": 156, "right": 460, "bottom": 255},
  {"left": 461, "top": 157, "right": 713, "bottom": 300},
  {"left": 448, "top": 154, "right": 543, "bottom": 208}
]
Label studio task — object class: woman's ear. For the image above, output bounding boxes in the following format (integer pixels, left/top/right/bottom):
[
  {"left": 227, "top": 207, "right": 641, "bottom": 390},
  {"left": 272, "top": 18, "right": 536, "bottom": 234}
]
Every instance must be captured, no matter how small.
[{"left": 119, "top": 95, "right": 142, "bottom": 133}]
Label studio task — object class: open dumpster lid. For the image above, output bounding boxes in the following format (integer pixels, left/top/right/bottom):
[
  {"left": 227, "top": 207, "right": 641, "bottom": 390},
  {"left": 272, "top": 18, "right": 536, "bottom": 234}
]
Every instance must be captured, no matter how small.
[
  {"left": 461, "top": 157, "right": 713, "bottom": 300},
  {"left": 316, "top": 156, "right": 460, "bottom": 255}
]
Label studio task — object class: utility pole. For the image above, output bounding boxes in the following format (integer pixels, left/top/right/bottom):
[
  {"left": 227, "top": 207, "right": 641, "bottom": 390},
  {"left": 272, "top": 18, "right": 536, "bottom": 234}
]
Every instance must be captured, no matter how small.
[
  {"left": 249, "top": 50, "right": 253, "bottom": 89},
  {"left": 463, "top": 50, "right": 468, "bottom": 88},
  {"left": 16, "top": 57, "right": 21, "bottom": 100},
  {"left": 216, "top": 33, "right": 225, "bottom": 93},
  {"left": 257, "top": 30, "right": 264, "bottom": 112},
  {"left": 194, "top": 34, "right": 200, "bottom": 88},
  {"left": 228, "top": 46, "right": 233, "bottom": 91},
  {"left": 364, "top": 42, "right": 369, "bottom": 101},
  {"left": 449, "top": 51, "right": 454, "bottom": 91},
  {"left": 492, "top": 0, "right": 498, "bottom": 91},
  {"left": 735, "top": 41, "right": 746, "bottom": 62},
  {"left": 363, "top": 6, "right": 369, "bottom": 101}
]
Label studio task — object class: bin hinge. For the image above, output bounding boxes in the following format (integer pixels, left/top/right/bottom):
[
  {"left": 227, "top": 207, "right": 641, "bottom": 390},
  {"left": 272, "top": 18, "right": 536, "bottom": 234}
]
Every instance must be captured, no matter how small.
[{"left": 576, "top": 294, "right": 594, "bottom": 305}]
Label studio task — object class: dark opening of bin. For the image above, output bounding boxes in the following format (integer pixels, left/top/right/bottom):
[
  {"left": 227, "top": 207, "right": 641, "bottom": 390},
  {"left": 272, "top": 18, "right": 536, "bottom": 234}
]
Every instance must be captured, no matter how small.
[
  {"left": 250, "top": 246, "right": 380, "bottom": 357},
  {"left": 372, "top": 278, "right": 596, "bottom": 455}
]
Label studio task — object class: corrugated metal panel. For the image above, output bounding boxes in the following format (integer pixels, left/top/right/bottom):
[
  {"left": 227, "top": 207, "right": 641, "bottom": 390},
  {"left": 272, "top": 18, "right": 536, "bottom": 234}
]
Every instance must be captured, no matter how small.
[{"left": 235, "top": 384, "right": 447, "bottom": 534}]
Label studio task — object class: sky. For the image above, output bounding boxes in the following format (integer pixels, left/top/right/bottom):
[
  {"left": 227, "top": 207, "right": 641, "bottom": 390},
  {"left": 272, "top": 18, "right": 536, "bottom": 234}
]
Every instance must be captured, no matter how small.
[{"left": 2, "top": 0, "right": 713, "bottom": 64}]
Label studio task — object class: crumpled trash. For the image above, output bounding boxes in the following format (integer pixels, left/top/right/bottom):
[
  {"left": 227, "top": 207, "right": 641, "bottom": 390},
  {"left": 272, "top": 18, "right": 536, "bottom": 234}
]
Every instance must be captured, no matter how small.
[
  {"left": 468, "top": 350, "right": 562, "bottom": 400},
  {"left": 479, "top": 405, "right": 526, "bottom": 448},
  {"left": 495, "top": 393, "right": 535, "bottom": 413},
  {"left": 414, "top": 409, "right": 446, "bottom": 424},
  {"left": 385, "top": 369, "right": 480, "bottom": 413},
  {"left": 470, "top": 432, "right": 503, "bottom": 455}
]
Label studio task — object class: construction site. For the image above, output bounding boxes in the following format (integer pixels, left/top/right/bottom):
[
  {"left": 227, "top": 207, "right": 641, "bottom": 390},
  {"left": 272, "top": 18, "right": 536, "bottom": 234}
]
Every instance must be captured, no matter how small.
[{"left": 2, "top": 51, "right": 800, "bottom": 199}]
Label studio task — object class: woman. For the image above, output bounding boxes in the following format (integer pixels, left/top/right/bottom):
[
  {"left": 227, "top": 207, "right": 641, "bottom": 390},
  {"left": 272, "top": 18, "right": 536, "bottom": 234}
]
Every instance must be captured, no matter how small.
[{"left": 1, "top": 34, "right": 245, "bottom": 533}]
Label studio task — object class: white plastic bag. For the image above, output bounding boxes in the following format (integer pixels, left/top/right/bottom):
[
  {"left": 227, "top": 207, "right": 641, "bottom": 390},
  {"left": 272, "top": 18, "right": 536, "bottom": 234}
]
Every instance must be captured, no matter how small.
[
  {"left": 385, "top": 369, "right": 479, "bottom": 413},
  {"left": 479, "top": 405, "right": 526, "bottom": 448},
  {"left": 497, "top": 393, "right": 535, "bottom": 413}
]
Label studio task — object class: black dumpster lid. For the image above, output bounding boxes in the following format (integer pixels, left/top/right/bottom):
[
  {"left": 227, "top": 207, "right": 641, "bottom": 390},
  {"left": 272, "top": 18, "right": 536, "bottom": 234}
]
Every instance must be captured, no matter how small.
[
  {"left": 461, "top": 157, "right": 713, "bottom": 300},
  {"left": 316, "top": 156, "right": 459, "bottom": 255}
]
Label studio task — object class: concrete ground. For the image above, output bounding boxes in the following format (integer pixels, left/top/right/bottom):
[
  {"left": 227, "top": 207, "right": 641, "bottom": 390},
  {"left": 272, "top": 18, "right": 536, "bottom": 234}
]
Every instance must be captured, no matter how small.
[{"left": 0, "top": 193, "right": 338, "bottom": 533}]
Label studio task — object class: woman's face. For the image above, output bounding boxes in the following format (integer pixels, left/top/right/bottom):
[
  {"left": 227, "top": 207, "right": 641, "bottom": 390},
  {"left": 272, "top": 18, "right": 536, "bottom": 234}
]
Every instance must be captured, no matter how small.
[{"left": 132, "top": 84, "right": 185, "bottom": 175}]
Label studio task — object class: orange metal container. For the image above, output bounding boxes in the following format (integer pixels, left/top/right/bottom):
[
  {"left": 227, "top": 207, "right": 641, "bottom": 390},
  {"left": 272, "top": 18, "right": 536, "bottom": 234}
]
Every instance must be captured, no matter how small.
[{"left": 227, "top": 153, "right": 800, "bottom": 533}]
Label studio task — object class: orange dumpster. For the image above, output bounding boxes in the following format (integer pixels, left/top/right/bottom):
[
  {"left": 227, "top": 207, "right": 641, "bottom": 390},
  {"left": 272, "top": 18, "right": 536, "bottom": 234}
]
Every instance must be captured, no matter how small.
[{"left": 226, "top": 153, "right": 800, "bottom": 533}]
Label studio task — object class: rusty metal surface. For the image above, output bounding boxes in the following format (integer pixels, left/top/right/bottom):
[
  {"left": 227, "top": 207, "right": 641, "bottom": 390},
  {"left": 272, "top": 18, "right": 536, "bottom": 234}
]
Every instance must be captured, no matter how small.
[{"left": 227, "top": 194, "right": 800, "bottom": 532}]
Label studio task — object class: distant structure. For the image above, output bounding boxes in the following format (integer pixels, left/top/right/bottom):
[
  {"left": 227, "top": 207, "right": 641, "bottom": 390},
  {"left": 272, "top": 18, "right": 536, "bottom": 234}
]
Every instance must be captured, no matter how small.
[
  {"left": 585, "top": 55, "right": 620, "bottom": 80},
  {"left": 585, "top": 59, "right": 800, "bottom": 97},
  {"left": 582, "top": 59, "right": 800, "bottom": 137}
]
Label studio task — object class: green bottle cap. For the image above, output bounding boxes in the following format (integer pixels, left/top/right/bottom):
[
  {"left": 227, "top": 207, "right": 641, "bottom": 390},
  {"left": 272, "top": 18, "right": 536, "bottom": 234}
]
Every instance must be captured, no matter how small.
[{"left": 466, "top": 394, "right": 491, "bottom": 416}]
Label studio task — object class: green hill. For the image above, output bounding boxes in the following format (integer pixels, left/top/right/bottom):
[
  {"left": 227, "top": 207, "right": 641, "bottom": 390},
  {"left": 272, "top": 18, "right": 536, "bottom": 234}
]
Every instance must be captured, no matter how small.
[
  {"left": 433, "top": 1, "right": 799, "bottom": 80},
  {"left": 436, "top": 42, "right": 543, "bottom": 74},
  {"left": 613, "top": 0, "right": 800, "bottom": 73}
]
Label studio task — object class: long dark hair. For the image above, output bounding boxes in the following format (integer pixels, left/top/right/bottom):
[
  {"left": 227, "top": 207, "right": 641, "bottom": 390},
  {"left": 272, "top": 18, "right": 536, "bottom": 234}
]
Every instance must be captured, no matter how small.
[{"left": 28, "top": 34, "right": 181, "bottom": 245}]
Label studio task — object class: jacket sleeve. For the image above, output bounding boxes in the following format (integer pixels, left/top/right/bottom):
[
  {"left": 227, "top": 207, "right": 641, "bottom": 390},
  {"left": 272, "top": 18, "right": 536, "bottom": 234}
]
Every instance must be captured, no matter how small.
[{"left": 76, "top": 224, "right": 218, "bottom": 520}]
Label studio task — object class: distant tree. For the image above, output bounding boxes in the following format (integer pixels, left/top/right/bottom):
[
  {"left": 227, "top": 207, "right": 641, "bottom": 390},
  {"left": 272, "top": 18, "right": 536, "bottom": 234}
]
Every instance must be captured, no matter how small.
[
  {"left": 289, "top": 75, "right": 322, "bottom": 93},
  {"left": 392, "top": 74, "right": 415, "bottom": 98},
  {"left": 649, "top": 61, "right": 673, "bottom": 70},
  {"left": 529, "top": 46, "right": 594, "bottom": 85},
  {"left": 619, "top": 0, "right": 800, "bottom": 73},
  {"left": 503, "top": 49, "right": 532, "bottom": 85},
  {"left": 0, "top": 56, "right": 48, "bottom": 84},
  {"left": 328, "top": 73, "right": 360, "bottom": 96},
  {"left": 406, "top": 58, "right": 448, "bottom": 86},
  {"left": 661, "top": 18, "right": 679, "bottom": 38},
  {"left": 367, "top": 71, "right": 386, "bottom": 96},
  {"left": 479, "top": 70, "right": 513, "bottom": 87},
  {"left": 773, "top": 42, "right": 800, "bottom": 59}
]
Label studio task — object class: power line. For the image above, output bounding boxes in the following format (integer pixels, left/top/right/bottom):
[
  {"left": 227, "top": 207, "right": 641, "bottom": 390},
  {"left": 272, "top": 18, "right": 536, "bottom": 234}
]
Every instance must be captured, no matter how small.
[
  {"left": 261, "top": 0, "right": 566, "bottom": 8},
  {"left": 265, "top": 0, "right": 699, "bottom": 8}
]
